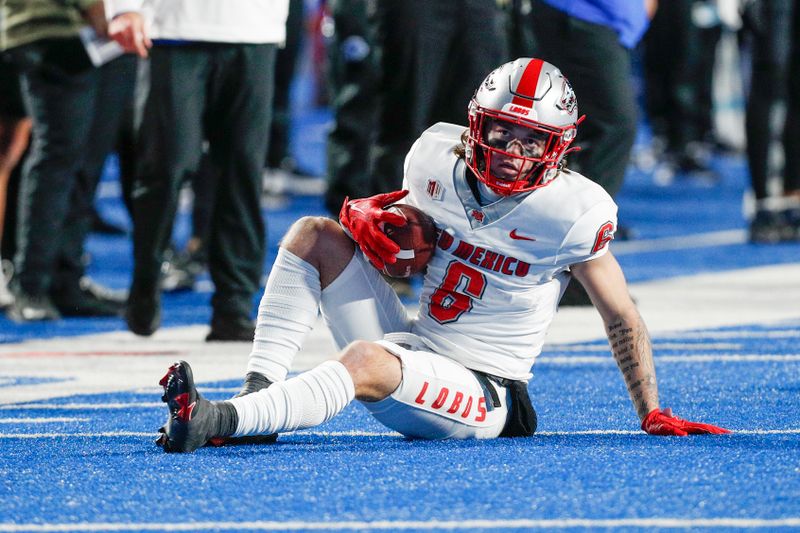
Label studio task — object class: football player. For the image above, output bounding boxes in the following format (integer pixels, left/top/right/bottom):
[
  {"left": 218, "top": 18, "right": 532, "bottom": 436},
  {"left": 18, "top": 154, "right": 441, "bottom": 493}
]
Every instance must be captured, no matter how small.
[{"left": 156, "top": 58, "right": 729, "bottom": 452}]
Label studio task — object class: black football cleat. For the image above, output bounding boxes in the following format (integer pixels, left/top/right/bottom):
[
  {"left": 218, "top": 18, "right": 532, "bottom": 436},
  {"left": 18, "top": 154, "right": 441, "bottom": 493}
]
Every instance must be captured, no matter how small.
[
  {"left": 156, "top": 361, "right": 220, "bottom": 453},
  {"left": 205, "top": 372, "right": 278, "bottom": 447},
  {"left": 206, "top": 434, "right": 278, "bottom": 447}
]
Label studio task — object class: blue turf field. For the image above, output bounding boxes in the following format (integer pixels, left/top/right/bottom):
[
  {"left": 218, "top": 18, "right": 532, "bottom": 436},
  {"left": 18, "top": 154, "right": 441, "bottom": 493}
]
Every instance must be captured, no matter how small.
[
  {"left": 1, "top": 105, "right": 800, "bottom": 530},
  {"left": 1, "top": 322, "right": 799, "bottom": 531}
]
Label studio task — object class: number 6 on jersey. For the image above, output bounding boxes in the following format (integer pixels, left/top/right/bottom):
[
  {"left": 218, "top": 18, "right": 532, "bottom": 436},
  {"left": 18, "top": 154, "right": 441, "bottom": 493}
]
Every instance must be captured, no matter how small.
[{"left": 428, "top": 261, "right": 487, "bottom": 323}]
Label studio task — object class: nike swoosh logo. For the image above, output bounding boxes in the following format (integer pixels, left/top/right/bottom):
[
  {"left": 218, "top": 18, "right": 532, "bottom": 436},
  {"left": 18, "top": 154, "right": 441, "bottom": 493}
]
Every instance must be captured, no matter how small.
[{"left": 510, "top": 229, "right": 536, "bottom": 241}]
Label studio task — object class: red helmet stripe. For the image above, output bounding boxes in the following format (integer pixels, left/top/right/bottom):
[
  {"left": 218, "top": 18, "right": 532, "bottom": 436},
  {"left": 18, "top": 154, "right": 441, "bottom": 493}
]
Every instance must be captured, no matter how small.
[{"left": 510, "top": 59, "right": 544, "bottom": 108}]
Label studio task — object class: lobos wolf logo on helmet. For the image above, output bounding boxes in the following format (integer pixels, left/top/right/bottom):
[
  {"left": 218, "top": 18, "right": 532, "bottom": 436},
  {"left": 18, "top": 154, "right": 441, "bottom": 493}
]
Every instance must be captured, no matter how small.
[
  {"left": 558, "top": 79, "right": 577, "bottom": 114},
  {"left": 483, "top": 68, "right": 498, "bottom": 91}
]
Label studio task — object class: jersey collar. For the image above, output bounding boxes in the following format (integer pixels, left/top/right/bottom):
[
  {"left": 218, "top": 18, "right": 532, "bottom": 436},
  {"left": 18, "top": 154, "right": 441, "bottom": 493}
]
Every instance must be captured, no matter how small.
[{"left": 454, "top": 160, "right": 532, "bottom": 230}]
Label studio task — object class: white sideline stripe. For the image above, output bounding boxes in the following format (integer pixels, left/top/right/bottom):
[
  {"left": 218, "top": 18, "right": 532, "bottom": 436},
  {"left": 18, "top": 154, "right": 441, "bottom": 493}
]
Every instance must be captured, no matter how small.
[
  {"left": 550, "top": 343, "right": 742, "bottom": 352},
  {"left": 0, "top": 517, "right": 799, "bottom": 531},
  {"left": 668, "top": 329, "right": 800, "bottom": 339},
  {"left": 612, "top": 229, "right": 746, "bottom": 255},
  {"left": 0, "top": 417, "right": 88, "bottom": 424},
  {"left": 2, "top": 353, "right": 798, "bottom": 412},
  {"left": 132, "top": 387, "right": 243, "bottom": 394},
  {"left": 542, "top": 354, "right": 800, "bottom": 365},
  {"left": 0, "top": 431, "right": 158, "bottom": 438},
  {"left": 536, "top": 353, "right": 800, "bottom": 365},
  {"left": 1, "top": 428, "right": 798, "bottom": 439},
  {"left": 0, "top": 403, "right": 164, "bottom": 410}
]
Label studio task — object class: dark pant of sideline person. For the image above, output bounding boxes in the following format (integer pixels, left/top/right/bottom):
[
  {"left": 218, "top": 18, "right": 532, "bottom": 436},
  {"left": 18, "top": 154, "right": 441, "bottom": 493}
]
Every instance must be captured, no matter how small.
[
  {"left": 522, "top": 0, "right": 637, "bottom": 306},
  {"left": 525, "top": 0, "right": 638, "bottom": 200},
  {"left": 127, "top": 43, "right": 276, "bottom": 340},
  {"left": 9, "top": 38, "right": 129, "bottom": 320},
  {"left": 369, "top": 0, "right": 508, "bottom": 194},
  {"left": 325, "top": 0, "right": 381, "bottom": 214},
  {"left": 57, "top": 55, "right": 137, "bottom": 297},
  {"left": 12, "top": 39, "right": 97, "bottom": 309},
  {"left": 746, "top": 0, "right": 800, "bottom": 201},
  {"left": 267, "top": 0, "right": 305, "bottom": 172}
]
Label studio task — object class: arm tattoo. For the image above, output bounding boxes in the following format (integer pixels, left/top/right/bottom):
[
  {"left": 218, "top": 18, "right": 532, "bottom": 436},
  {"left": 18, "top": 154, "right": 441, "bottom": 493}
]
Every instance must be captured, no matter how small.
[{"left": 607, "top": 313, "right": 659, "bottom": 419}]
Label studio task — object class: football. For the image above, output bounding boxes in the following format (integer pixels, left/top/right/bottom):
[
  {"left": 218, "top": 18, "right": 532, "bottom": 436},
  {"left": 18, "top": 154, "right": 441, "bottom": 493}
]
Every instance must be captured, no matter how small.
[{"left": 381, "top": 204, "right": 437, "bottom": 278}]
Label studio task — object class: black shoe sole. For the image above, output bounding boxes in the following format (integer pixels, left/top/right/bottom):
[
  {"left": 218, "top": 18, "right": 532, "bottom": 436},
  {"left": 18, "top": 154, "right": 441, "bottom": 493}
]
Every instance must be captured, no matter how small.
[
  {"left": 207, "top": 376, "right": 278, "bottom": 445},
  {"left": 126, "top": 312, "right": 159, "bottom": 336},
  {"left": 207, "top": 434, "right": 278, "bottom": 447}
]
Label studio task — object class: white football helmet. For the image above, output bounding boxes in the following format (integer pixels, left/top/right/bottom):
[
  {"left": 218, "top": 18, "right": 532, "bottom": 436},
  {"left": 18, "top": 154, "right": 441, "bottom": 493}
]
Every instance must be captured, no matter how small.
[{"left": 466, "top": 58, "right": 582, "bottom": 195}]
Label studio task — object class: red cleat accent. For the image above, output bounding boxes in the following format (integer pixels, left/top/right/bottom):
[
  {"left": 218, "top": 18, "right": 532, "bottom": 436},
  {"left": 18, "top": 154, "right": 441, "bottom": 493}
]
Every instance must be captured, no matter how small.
[
  {"left": 159, "top": 363, "right": 178, "bottom": 387},
  {"left": 173, "top": 392, "right": 196, "bottom": 422}
]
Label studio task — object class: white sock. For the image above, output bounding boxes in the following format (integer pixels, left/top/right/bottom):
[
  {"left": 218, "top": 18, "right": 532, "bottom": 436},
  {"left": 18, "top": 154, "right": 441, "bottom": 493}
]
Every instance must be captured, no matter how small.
[
  {"left": 229, "top": 360, "right": 355, "bottom": 436},
  {"left": 247, "top": 248, "right": 321, "bottom": 382}
]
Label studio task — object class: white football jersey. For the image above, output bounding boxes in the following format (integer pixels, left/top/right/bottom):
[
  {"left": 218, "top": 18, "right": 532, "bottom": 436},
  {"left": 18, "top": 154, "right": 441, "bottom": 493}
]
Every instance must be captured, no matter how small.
[{"left": 402, "top": 123, "right": 618, "bottom": 380}]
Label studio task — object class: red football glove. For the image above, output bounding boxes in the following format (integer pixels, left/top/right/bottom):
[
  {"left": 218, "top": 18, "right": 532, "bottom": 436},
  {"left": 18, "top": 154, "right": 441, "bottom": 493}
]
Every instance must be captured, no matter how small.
[
  {"left": 641, "top": 408, "right": 731, "bottom": 436},
  {"left": 339, "top": 190, "right": 409, "bottom": 270}
]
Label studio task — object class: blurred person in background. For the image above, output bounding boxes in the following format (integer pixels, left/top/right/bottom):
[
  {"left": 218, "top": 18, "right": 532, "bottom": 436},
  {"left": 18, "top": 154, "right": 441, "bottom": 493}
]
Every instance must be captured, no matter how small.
[
  {"left": 266, "top": 0, "right": 309, "bottom": 181},
  {"left": 0, "top": 53, "right": 31, "bottom": 309},
  {"left": 108, "top": 0, "right": 290, "bottom": 341},
  {"left": 642, "top": 0, "right": 734, "bottom": 185},
  {"left": 163, "top": 0, "right": 303, "bottom": 296},
  {"left": 368, "top": 0, "right": 509, "bottom": 196},
  {"left": 324, "top": 0, "right": 380, "bottom": 215},
  {"left": 365, "top": 0, "right": 509, "bottom": 297},
  {"left": 742, "top": 0, "right": 800, "bottom": 242},
  {"left": 517, "top": 0, "right": 653, "bottom": 305},
  {"left": 157, "top": 153, "right": 217, "bottom": 295},
  {"left": 1, "top": 0, "right": 128, "bottom": 321},
  {"left": 62, "top": 53, "right": 138, "bottom": 299},
  {"left": 262, "top": 0, "right": 328, "bottom": 198}
]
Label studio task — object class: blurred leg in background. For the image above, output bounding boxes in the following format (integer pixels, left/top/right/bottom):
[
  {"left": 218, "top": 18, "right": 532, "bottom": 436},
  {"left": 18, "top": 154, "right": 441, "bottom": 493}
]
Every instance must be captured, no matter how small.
[
  {"left": 324, "top": 0, "right": 380, "bottom": 215},
  {"left": 0, "top": 53, "right": 32, "bottom": 309},
  {"left": 744, "top": 0, "right": 800, "bottom": 242},
  {"left": 266, "top": 0, "right": 307, "bottom": 177},
  {"left": 370, "top": 0, "right": 507, "bottom": 194},
  {"left": 49, "top": 54, "right": 137, "bottom": 316},
  {"left": 8, "top": 38, "right": 100, "bottom": 321},
  {"left": 159, "top": 150, "right": 217, "bottom": 294},
  {"left": 522, "top": 0, "right": 644, "bottom": 306},
  {"left": 127, "top": 44, "right": 277, "bottom": 340}
]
